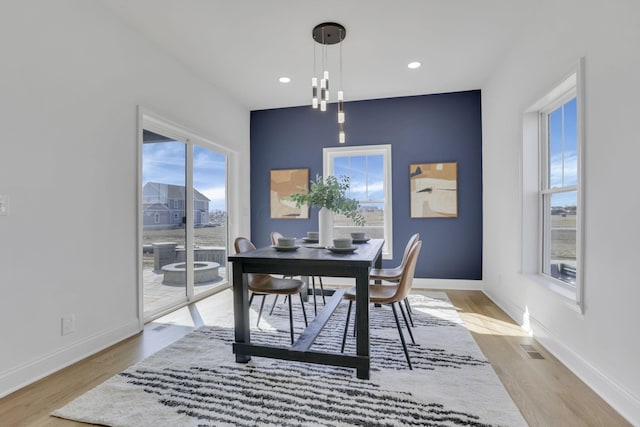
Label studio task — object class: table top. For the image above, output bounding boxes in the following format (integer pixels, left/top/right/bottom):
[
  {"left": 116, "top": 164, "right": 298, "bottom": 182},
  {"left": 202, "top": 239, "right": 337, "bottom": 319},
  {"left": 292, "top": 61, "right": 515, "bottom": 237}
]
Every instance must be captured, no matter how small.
[{"left": 228, "top": 239, "right": 384, "bottom": 265}]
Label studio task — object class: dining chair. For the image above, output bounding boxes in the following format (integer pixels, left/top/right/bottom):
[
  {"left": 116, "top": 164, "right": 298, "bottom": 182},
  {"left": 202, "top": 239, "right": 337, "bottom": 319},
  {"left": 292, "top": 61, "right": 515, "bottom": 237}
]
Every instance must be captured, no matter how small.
[
  {"left": 234, "top": 237, "right": 308, "bottom": 344},
  {"left": 270, "top": 231, "right": 326, "bottom": 316},
  {"left": 369, "top": 233, "right": 420, "bottom": 326},
  {"left": 340, "top": 240, "right": 422, "bottom": 369}
]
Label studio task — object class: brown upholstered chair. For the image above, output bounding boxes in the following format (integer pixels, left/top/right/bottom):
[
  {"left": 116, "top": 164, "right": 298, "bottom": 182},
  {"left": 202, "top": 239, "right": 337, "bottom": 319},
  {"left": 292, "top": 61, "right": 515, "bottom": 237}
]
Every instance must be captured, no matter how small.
[
  {"left": 340, "top": 240, "right": 422, "bottom": 369},
  {"left": 270, "top": 231, "right": 326, "bottom": 315},
  {"left": 369, "top": 233, "right": 420, "bottom": 326},
  {"left": 234, "top": 237, "right": 308, "bottom": 344}
]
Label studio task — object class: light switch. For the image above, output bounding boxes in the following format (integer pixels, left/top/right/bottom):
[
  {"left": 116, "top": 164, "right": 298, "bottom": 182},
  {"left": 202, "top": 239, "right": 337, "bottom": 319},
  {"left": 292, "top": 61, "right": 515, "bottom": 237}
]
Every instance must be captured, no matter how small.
[{"left": 0, "top": 194, "right": 9, "bottom": 216}]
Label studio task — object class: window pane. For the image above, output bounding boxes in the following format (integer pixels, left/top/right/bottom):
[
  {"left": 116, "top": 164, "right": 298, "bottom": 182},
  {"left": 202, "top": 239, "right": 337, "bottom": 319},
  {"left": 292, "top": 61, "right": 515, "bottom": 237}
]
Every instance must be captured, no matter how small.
[
  {"left": 545, "top": 191, "right": 577, "bottom": 285},
  {"left": 547, "top": 97, "right": 577, "bottom": 189},
  {"left": 563, "top": 98, "right": 578, "bottom": 186},
  {"left": 366, "top": 155, "right": 384, "bottom": 200},
  {"left": 142, "top": 136, "right": 187, "bottom": 316},
  {"left": 347, "top": 155, "right": 367, "bottom": 200},
  {"left": 333, "top": 203, "right": 384, "bottom": 239},
  {"left": 548, "top": 107, "right": 563, "bottom": 188},
  {"left": 332, "top": 154, "right": 384, "bottom": 201},
  {"left": 193, "top": 145, "right": 227, "bottom": 298},
  {"left": 333, "top": 156, "right": 349, "bottom": 178}
]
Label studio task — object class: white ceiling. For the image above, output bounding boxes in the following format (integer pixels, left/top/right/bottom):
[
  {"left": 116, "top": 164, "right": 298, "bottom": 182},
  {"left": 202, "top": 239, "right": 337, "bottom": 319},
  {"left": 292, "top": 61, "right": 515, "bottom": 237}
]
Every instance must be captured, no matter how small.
[{"left": 99, "top": 0, "right": 534, "bottom": 111}]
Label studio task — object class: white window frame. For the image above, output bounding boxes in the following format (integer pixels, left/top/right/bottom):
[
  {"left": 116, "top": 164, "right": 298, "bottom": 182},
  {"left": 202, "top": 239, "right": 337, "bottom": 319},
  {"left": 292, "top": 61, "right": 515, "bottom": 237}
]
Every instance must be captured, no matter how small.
[
  {"left": 521, "top": 58, "right": 585, "bottom": 312},
  {"left": 323, "top": 144, "right": 393, "bottom": 259}
]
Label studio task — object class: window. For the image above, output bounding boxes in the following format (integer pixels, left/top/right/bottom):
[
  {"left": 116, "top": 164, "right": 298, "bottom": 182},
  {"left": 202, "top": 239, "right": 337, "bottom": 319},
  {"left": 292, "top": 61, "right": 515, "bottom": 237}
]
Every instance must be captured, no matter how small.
[
  {"left": 522, "top": 58, "right": 584, "bottom": 309},
  {"left": 541, "top": 97, "right": 578, "bottom": 285},
  {"left": 324, "top": 144, "right": 393, "bottom": 258}
]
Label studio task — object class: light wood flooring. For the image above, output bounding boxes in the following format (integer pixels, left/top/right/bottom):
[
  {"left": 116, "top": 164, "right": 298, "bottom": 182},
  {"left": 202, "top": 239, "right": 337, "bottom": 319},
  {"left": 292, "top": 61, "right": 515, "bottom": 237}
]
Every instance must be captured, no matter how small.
[{"left": 0, "top": 289, "right": 631, "bottom": 426}]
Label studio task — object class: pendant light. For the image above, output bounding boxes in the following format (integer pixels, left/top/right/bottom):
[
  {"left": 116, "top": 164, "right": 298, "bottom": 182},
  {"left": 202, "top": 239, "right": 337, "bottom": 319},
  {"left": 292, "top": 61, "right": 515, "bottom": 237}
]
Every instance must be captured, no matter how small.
[{"left": 312, "top": 22, "right": 346, "bottom": 143}]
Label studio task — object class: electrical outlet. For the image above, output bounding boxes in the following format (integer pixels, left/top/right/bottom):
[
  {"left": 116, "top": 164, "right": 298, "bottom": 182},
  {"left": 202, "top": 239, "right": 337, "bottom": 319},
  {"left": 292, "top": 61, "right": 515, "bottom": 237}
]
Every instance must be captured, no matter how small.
[{"left": 61, "top": 315, "right": 75, "bottom": 336}]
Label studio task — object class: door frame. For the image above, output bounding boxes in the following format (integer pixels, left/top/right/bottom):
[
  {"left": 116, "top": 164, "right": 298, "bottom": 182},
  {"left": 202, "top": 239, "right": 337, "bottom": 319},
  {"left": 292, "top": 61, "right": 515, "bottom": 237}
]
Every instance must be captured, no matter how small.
[{"left": 137, "top": 107, "right": 238, "bottom": 328}]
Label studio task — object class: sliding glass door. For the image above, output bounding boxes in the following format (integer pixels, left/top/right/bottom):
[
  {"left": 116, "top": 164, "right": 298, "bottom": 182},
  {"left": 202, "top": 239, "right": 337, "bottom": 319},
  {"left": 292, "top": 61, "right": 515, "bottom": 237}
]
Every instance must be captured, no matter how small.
[
  {"left": 142, "top": 132, "right": 188, "bottom": 316},
  {"left": 192, "top": 145, "right": 228, "bottom": 299},
  {"left": 141, "top": 117, "right": 229, "bottom": 321}
]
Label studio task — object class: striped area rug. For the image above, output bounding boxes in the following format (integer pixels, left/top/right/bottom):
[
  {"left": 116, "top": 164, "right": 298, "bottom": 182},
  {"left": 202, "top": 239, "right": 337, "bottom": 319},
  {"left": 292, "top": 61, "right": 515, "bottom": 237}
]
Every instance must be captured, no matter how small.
[{"left": 52, "top": 292, "right": 527, "bottom": 426}]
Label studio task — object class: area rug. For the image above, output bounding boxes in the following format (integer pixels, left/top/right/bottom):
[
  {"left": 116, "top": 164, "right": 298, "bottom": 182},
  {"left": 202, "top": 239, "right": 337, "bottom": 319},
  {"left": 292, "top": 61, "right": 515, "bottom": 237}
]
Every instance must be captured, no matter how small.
[{"left": 52, "top": 292, "right": 527, "bottom": 426}]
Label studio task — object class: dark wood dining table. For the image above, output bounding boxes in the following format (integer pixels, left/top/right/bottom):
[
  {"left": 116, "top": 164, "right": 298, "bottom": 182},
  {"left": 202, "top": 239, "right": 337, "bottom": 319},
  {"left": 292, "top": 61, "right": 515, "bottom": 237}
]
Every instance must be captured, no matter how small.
[{"left": 228, "top": 239, "right": 384, "bottom": 379}]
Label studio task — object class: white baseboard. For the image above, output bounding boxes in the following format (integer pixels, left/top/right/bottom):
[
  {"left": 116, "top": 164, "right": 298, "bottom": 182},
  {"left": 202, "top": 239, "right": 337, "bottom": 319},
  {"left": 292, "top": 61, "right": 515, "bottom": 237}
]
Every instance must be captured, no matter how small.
[
  {"left": 0, "top": 320, "right": 140, "bottom": 399},
  {"left": 483, "top": 289, "right": 639, "bottom": 424},
  {"left": 412, "top": 278, "right": 483, "bottom": 290}
]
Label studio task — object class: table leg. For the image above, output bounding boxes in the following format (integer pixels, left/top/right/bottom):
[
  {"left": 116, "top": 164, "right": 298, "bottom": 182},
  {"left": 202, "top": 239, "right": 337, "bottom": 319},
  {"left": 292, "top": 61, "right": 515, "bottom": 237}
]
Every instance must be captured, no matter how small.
[
  {"left": 232, "top": 265, "right": 251, "bottom": 363},
  {"left": 373, "top": 252, "right": 383, "bottom": 285},
  {"left": 355, "top": 266, "right": 370, "bottom": 379}
]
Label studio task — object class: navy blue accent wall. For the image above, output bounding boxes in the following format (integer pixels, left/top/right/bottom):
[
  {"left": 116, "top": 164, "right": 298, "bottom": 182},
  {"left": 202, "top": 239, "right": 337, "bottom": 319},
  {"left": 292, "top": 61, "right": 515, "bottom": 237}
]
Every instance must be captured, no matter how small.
[{"left": 250, "top": 90, "right": 482, "bottom": 279}]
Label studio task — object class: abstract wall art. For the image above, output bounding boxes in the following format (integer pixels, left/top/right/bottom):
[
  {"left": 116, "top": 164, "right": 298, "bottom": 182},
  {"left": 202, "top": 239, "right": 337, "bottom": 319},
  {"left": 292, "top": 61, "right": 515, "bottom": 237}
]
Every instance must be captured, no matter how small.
[
  {"left": 410, "top": 162, "right": 458, "bottom": 218},
  {"left": 270, "top": 168, "right": 309, "bottom": 219}
]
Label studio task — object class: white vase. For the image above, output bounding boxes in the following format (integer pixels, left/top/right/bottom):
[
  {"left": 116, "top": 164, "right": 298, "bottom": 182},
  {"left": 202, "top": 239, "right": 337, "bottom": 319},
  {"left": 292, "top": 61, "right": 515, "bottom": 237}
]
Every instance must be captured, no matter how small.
[{"left": 318, "top": 207, "right": 333, "bottom": 248}]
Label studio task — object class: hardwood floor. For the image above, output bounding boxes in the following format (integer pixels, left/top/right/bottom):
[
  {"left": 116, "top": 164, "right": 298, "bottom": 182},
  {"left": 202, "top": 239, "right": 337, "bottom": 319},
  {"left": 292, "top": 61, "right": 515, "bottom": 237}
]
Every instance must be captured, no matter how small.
[
  {"left": 0, "top": 289, "right": 630, "bottom": 426},
  {"left": 446, "top": 290, "right": 630, "bottom": 427}
]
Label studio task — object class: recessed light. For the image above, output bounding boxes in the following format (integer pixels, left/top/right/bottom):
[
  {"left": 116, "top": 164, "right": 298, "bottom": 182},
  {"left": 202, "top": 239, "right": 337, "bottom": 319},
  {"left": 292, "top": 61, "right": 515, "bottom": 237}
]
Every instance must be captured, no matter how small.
[
  {"left": 407, "top": 62, "right": 421, "bottom": 69},
  {"left": 279, "top": 77, "right": 291, "bottom": 83}
]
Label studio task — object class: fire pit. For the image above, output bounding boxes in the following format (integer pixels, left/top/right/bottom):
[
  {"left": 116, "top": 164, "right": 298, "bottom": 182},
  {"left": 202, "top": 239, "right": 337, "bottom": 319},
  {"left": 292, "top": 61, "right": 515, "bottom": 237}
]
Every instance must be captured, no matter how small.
[{"left": 161, "top": 261, "right": 220, "bottom": 285}]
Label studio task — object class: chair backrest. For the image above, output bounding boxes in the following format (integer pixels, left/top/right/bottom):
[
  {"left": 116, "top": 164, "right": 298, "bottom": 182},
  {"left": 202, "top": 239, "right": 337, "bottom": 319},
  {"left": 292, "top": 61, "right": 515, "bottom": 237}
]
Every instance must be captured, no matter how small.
[
  {"left": 392, "top": 240, "right": 422, "bottom": 302},
  {"left": 235, "top": 236, "right": 257, "bottom": 253},
  {"left": 270, "top": 231, "right": 283, "bottom": 246},
  {"left": 234, "top": 237, "right": 271, "bottom": 287},
  {"left": 398, "top": 233, "right": 420, "bottom": 269}
]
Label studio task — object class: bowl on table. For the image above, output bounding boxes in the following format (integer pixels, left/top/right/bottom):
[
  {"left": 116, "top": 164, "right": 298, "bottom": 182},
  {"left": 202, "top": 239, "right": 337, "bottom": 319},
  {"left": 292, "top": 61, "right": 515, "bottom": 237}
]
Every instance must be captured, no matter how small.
[
  {"left": 278, "top": 237, "right": 296, "bottom": 247},
  {"left": 332, "top": 238, "right": 353, "bottom": 249}
]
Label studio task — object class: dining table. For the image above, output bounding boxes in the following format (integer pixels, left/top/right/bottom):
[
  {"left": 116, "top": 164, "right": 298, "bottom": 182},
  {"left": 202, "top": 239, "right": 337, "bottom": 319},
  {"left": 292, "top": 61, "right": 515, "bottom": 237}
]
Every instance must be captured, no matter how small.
[{"left": 227, "top": 238, "right": 384, "bottom": 380}]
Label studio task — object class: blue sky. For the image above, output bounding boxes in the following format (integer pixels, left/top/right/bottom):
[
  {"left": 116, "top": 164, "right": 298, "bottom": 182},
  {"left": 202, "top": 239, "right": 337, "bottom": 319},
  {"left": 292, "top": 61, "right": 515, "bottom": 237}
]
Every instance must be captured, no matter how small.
[
  {"left": 142, "top": 141, "right": 227, "bottom": 211},
  {"left": 548, "top": 97, "right": 577, "bottom": 207},
  {"left": 334, "top": 154, "right": 384, "bottom": 201}
]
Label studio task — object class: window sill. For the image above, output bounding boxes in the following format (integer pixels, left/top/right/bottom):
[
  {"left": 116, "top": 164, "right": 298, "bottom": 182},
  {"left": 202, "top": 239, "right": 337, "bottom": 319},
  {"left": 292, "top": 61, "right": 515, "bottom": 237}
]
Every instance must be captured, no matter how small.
[{"left": 521, "top": 273, "right": 583, "bottom": 314}]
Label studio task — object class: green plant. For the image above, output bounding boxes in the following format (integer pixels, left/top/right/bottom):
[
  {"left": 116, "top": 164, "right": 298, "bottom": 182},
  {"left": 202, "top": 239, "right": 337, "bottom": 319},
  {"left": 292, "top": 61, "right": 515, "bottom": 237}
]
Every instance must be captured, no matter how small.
[{"left": 287, "top": 175, "right": 365, "bottom": 226}]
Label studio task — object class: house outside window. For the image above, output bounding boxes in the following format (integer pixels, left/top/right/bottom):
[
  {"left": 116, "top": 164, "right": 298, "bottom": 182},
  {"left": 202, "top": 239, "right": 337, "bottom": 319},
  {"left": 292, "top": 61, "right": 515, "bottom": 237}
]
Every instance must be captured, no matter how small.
[{"left": 324, "top": 144, "right": 393, "bottom": 259}]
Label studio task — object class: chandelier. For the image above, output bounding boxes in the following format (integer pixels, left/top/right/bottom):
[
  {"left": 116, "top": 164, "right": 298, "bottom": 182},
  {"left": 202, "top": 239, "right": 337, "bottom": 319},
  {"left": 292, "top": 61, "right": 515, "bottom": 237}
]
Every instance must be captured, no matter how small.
[{"left": 311, "top": 22, "right": 346, "bottom": 143}]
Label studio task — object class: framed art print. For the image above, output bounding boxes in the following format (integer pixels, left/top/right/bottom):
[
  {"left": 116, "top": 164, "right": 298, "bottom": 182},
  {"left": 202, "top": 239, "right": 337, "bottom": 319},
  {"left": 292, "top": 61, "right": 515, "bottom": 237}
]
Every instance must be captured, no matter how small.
[
  {"left": 410, "top": 162, "right": 458, "bottom": 218},
  {"left": 270, "top": 168, "right": 309, "bottom": 219}
]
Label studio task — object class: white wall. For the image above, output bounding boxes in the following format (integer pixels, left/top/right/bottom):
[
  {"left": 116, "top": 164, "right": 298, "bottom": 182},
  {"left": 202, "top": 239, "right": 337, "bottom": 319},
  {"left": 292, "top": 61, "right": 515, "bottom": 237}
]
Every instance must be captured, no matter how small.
[
  {"left": 0, "top": 0, "right": 250, "bottom": 396},
  {"left": 482, "top": 0, "right": 640, "bottom": 422}
]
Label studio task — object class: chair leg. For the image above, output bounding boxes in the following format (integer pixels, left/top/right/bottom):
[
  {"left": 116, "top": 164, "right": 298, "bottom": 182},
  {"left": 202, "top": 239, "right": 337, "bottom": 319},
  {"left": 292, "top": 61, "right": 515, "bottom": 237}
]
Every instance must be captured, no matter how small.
[
  {"left": 391, "top": 302, "right": 413, "bottom": 369},
  {"left": 269, "top": 295, "right": 279, "bottom": 315},
  {"left": 318, "top": 277, "right": 326, "bottom": 304},
  {"left": 353, "top": 313, "right": 357, "bottom": 337},
  {"left": 299, "top": 292, "right": 308, "bottom": 327},
  {"left": 341, "top": 300, "right": 353, "bottom": 353},
  {"left": 249, "top": 292, "right": 255, "bottom": 307},
  {"left": 257, "top": 294, "right": 267, "bottom": 327},
  {"left": 288, "top": 295, "right": 294, "bottom": 344},
  {"left": 404, "top": 297, "right": 415, "bottom": 327},
  {"left": 398, "top": 300, "right": 416, "bottom": 344},
  {"left": 311, "top": 276, "right": 318, "bottom": 316}
]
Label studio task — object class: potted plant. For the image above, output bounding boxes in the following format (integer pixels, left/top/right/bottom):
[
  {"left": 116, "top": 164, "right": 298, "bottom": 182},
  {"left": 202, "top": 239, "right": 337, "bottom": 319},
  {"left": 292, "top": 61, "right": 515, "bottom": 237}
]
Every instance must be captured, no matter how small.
[{"left": 287, "top": 175, "right": 365, "bottom": 247}]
